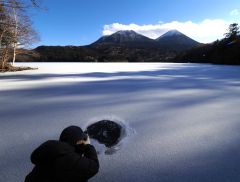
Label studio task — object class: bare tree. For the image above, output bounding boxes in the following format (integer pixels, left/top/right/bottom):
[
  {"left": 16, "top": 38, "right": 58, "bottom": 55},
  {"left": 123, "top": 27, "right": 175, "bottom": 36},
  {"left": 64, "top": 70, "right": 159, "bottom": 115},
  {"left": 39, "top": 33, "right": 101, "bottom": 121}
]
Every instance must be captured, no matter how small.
[
  {"left": 0, "top": 2, "right": 14, "bottom": 69},
  {"left": 9, "top": 0, "right": 19, "bottom": 65},
  {"left": 9, "top": 0, "right": 39, "bottom": 65},
  {"left": 0, "top": 0, "right": 39, "bottom": 70}
]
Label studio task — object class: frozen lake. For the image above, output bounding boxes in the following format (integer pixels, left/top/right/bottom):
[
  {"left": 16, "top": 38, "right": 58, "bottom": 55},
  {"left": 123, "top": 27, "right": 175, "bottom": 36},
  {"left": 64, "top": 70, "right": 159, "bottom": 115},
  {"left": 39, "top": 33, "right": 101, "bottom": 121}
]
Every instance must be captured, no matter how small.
[{"left": 1, "top": 63, "right": 240, "bottom": 182}]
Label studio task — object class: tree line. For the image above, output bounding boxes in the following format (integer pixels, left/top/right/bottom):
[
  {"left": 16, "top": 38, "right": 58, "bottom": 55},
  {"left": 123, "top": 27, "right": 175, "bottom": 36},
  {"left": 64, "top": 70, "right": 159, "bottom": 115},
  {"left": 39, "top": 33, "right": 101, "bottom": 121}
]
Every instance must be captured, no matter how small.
[
  {"left": 175, "top": 23, "right": 240, "bottom": 65},
  {"left": 0, "top": 0, "right": 39, "bottom": 71}
]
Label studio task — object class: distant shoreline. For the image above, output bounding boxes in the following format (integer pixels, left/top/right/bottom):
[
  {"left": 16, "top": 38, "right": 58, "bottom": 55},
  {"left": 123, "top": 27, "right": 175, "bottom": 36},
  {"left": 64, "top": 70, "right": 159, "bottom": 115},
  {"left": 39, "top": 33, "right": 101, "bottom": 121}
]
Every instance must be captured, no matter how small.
[{"left": 0, "top": 64, "right": 37, "bottom": 73}]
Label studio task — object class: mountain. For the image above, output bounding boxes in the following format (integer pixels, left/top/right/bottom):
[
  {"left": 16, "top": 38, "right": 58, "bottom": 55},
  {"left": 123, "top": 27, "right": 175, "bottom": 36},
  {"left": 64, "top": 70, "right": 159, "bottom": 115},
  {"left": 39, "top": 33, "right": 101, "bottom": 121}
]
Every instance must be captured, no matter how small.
[
  {"left": 17, "top": 29, "right": 203, "bottom": 63},
  {"left": 91, "top": 30, "right": 156, "bottom": 48},
  {"left": 91, "top": 29, "right": 201, "bottom": 51},
  {"left": 156, "top": 29, "right": 201, "bottom": 51}
]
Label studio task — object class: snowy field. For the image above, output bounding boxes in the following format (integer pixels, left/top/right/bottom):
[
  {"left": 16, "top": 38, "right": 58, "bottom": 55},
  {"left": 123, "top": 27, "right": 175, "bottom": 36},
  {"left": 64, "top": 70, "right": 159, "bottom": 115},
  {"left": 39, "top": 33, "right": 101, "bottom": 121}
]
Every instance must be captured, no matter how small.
[{"left": 1, "top": 62, "right": 240, "bottom": 182}]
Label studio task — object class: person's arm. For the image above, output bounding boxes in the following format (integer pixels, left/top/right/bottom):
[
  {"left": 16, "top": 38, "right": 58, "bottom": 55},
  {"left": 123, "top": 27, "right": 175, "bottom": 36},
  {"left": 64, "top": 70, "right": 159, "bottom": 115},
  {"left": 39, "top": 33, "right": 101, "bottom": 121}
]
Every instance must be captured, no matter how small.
[
  {"left": 83, "top": 144, "right": 99, "bottom": 165},
  {"left": 74, "top": 144, "right": 99, "bottom": 178}
]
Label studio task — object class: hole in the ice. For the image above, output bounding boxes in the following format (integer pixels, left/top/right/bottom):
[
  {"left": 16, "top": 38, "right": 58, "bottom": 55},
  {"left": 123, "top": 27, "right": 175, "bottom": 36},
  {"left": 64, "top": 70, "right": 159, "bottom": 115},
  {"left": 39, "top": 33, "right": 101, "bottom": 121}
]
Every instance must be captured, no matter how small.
[{"left": 86, "top": 120, "right": 123, "bottom": 148}]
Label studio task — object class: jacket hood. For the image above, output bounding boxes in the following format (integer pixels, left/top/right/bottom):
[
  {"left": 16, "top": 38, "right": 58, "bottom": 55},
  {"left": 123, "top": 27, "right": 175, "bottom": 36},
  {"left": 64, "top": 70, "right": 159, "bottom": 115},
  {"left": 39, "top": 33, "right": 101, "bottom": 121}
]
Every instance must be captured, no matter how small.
[{"left": 31, "top": 140, "right": 74, "bottom": 165}]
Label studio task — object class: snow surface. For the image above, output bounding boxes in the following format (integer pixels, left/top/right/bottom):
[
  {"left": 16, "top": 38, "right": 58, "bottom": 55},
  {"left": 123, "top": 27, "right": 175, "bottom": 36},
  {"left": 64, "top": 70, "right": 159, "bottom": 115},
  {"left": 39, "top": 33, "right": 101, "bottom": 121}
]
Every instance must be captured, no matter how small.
[{"left": 1, "top": 63, "right": 240, "bottom": 182}]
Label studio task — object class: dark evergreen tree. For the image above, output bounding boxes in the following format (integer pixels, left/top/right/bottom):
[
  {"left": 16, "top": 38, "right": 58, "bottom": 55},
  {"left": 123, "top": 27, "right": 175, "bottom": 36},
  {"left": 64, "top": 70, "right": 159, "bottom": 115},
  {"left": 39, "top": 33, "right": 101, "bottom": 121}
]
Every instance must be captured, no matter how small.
[{"left": 224, "top": 23, "right": 240, "bottom": 41}]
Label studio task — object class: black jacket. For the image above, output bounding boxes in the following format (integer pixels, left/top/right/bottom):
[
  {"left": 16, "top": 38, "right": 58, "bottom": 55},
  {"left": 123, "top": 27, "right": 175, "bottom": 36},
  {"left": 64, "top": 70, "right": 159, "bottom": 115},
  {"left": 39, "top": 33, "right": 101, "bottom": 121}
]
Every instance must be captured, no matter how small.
[{"left": 25, "top": 140, "right": 99, "bottom": 182}]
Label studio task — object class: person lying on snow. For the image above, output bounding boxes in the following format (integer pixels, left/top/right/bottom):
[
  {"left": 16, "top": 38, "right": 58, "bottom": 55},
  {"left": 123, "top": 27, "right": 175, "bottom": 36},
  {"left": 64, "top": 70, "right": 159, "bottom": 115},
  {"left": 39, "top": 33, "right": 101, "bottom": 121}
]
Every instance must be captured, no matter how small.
[{"left": 25, "top": 126, "right": 99, "bottom": 182}]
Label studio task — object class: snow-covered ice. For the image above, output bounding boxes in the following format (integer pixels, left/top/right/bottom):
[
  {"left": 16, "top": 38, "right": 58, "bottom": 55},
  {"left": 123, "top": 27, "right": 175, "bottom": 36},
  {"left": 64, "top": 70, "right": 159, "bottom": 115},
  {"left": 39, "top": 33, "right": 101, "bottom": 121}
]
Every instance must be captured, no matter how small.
[{"left": 1, "top": 62, "right": 240, "bottom": 182}]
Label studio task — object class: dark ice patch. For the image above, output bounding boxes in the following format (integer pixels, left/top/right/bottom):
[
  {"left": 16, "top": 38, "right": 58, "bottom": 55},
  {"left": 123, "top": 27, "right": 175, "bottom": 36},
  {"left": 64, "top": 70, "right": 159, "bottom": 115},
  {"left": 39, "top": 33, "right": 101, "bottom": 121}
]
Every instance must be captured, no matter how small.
[{"left": 86, "top": 120, "right": 122, "bottom": 147}]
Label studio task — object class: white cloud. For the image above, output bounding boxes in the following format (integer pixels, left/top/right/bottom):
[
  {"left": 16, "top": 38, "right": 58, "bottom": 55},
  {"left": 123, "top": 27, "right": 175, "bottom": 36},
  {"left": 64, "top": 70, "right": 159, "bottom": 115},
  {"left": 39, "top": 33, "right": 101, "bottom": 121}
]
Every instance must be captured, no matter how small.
[
  {"left": 102, "top": 19, "right": 231, "bottom": 43},
  {"left": 230, "top": 9, "right": 239, "bottom": 16}
]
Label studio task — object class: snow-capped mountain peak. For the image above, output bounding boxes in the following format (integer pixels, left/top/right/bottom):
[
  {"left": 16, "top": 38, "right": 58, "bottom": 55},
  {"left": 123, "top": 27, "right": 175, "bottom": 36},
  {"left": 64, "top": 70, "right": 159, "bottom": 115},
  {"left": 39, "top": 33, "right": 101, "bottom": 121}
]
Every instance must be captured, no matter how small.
[
  {"left": 115, "top": 30, "right": 136, "bottom": 35},
  {"left": 114, "top": 30, "right": 140, "bottom": 39},
  {"left": 92, "top": 29, "right": 200, "bottom": 50},
  {"left": 155, "top": 29, "right": 200, "bottom": 51},
  {"left": 157, "top": 29, "right": 184, "bottom": 39},
  {"left": 92, "top": 30, "right": 154, "bottom": 45}
]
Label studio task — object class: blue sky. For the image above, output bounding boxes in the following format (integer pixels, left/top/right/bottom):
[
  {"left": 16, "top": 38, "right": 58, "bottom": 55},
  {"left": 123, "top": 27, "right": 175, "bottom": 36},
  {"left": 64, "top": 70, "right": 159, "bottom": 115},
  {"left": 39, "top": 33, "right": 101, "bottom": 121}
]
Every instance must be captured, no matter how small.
[{"left": 31, "top": 0, "right": 240, "bottom": 46}]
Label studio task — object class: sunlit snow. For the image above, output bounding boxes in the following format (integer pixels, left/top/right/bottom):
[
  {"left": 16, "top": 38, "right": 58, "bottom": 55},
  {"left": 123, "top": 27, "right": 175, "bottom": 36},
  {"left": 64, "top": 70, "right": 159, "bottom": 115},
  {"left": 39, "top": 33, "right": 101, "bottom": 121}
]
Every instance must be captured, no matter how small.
[{"left": 1, "top": 63, "right": 240, "bottom": 182}]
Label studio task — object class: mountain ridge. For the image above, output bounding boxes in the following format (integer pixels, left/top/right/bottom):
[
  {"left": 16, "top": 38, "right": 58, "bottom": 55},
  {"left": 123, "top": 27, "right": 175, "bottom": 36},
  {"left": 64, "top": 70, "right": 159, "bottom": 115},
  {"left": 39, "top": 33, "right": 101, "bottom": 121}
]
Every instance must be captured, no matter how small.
[
  {"left": 92, "top": 29, "right": 200, "bottom": 50},
  {"left": 91, "top": 30, "right": 156, "bottom": 48},
  {"left": 156, "top": 29, "right": 200, "bottom": 51},
  {"left": 16, "top": 29, "right": 202, "bottom": 63}
]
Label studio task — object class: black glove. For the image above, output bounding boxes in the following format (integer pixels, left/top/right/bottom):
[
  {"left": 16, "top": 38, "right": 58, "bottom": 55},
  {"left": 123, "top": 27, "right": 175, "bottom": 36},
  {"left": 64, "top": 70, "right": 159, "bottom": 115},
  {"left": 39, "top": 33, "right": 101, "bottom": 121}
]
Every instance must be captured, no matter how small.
[{"left": 75, "top": 144, "right": 86, "bottom": 155}]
